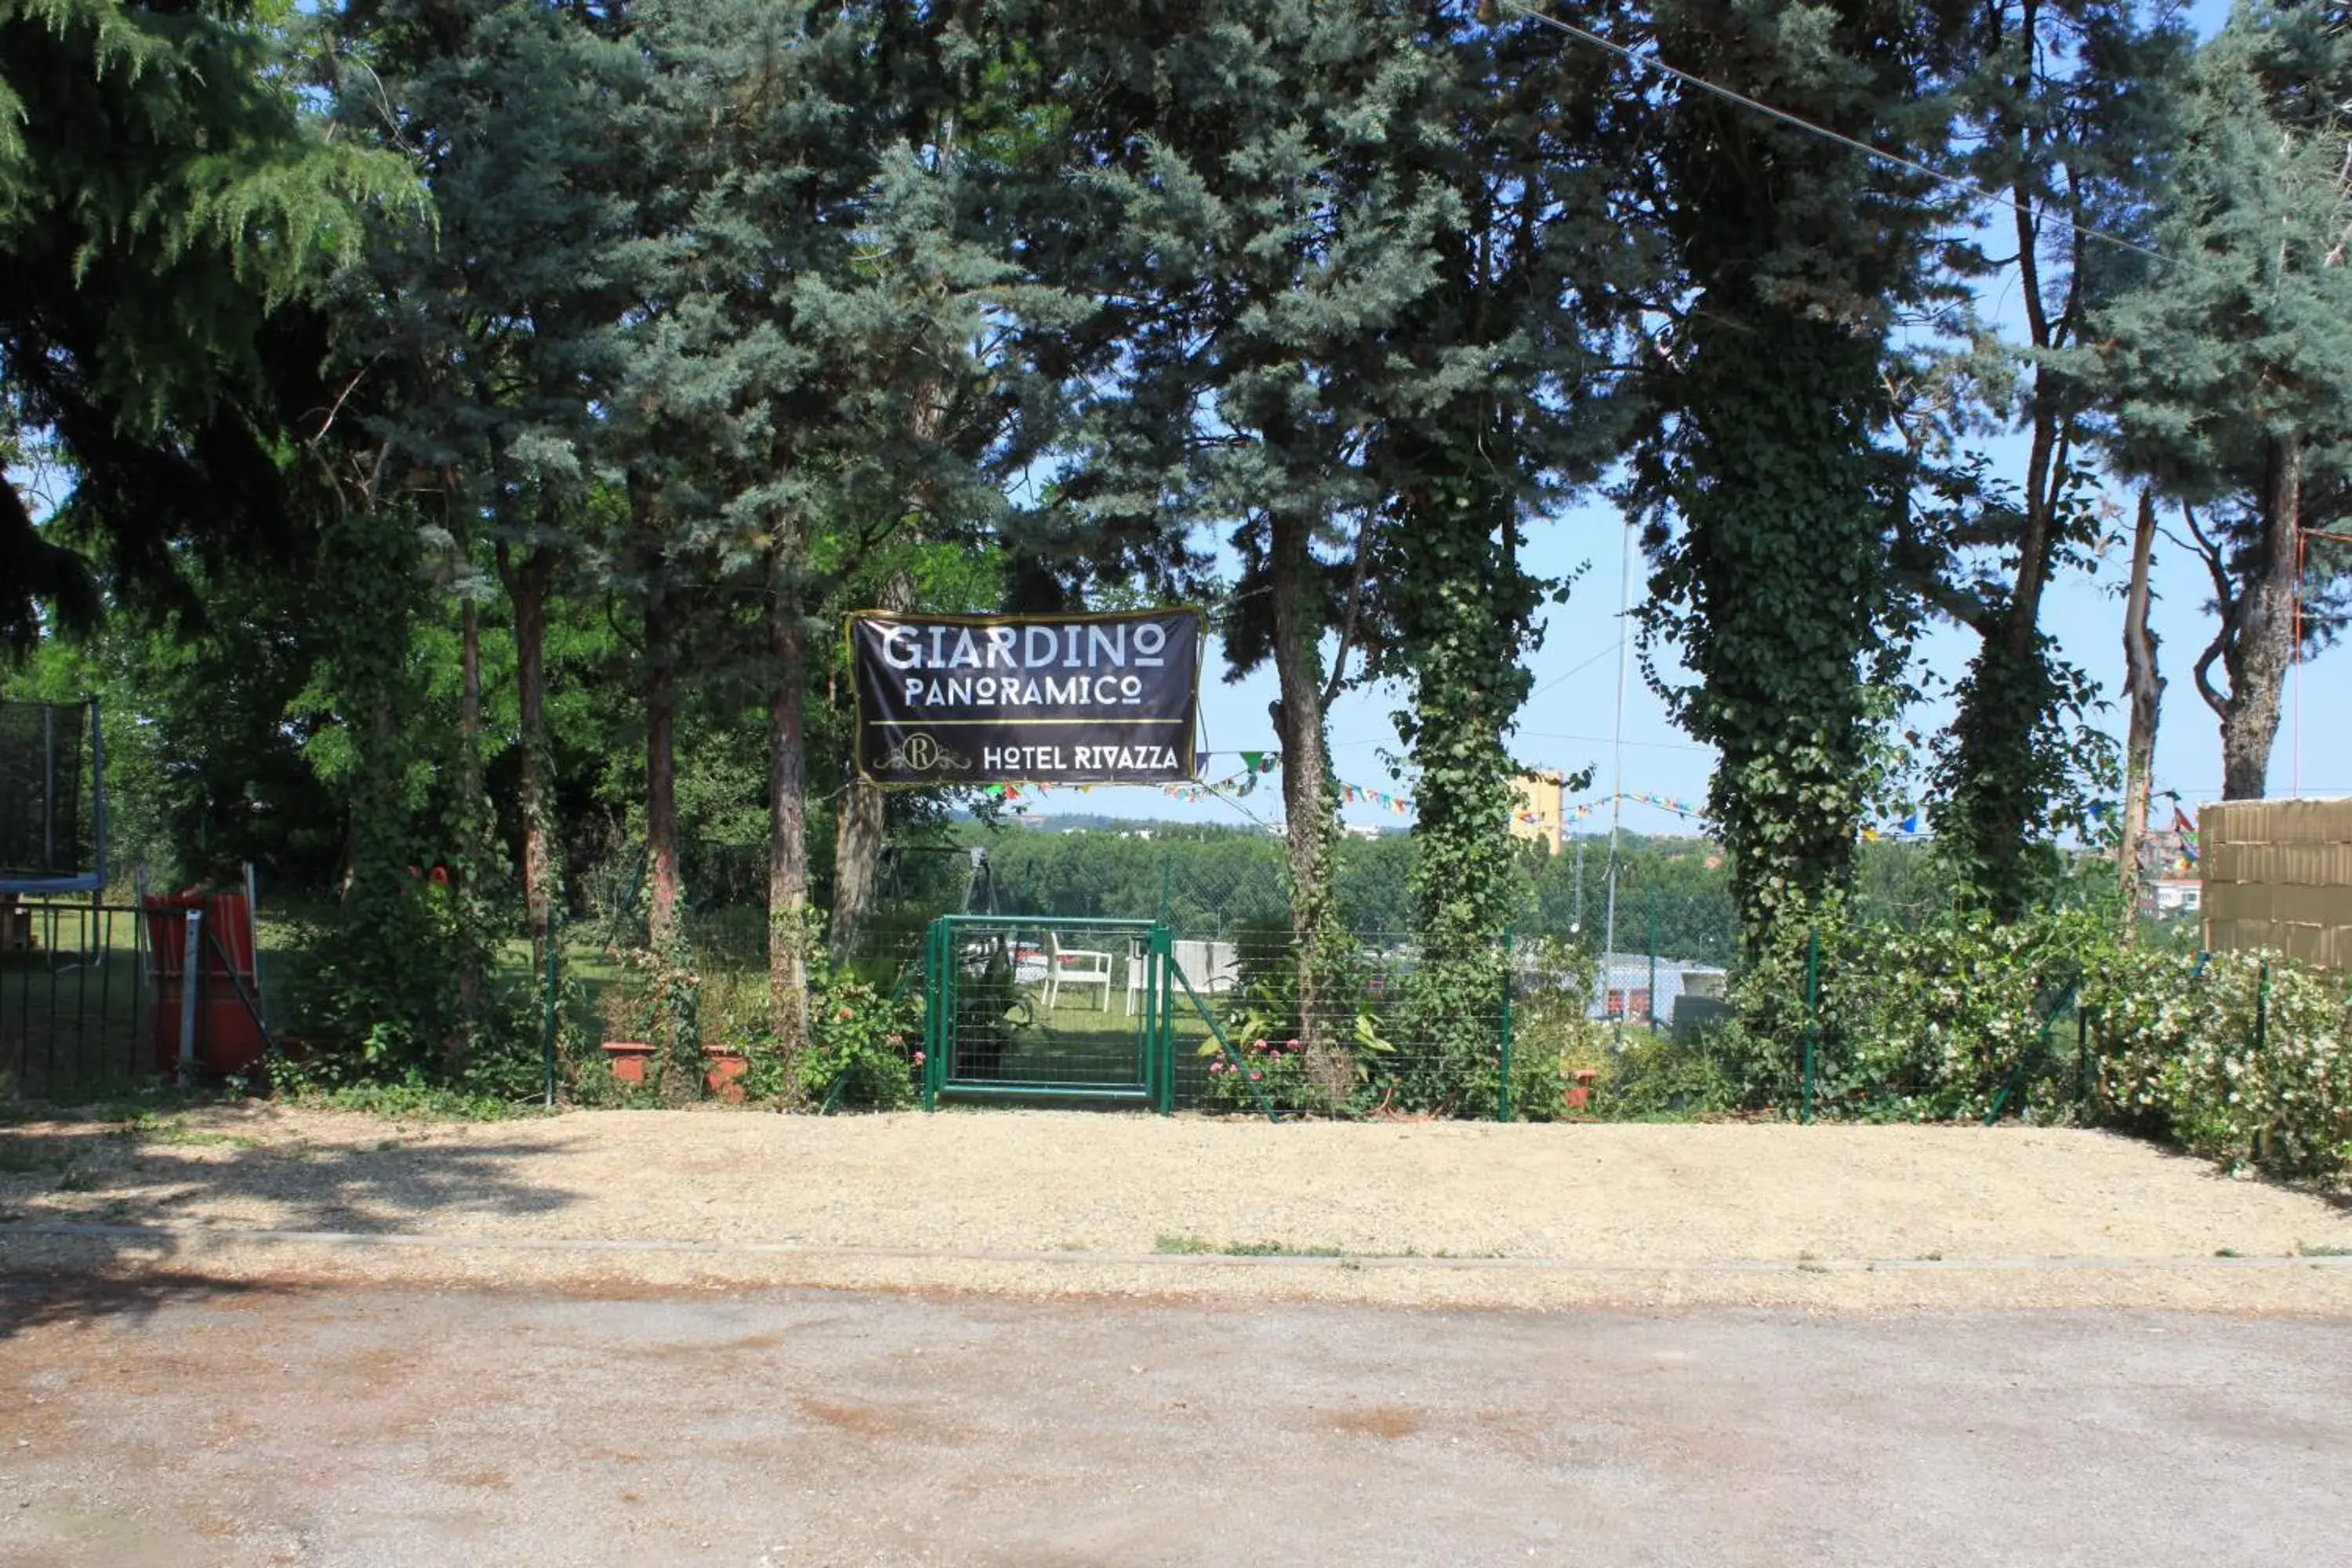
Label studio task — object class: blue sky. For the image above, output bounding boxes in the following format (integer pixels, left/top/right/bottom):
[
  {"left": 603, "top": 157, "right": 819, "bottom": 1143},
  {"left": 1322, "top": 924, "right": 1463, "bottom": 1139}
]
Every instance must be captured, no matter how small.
[{"left": 1018, "top": 0, "right": 2326, "bottom": 839}]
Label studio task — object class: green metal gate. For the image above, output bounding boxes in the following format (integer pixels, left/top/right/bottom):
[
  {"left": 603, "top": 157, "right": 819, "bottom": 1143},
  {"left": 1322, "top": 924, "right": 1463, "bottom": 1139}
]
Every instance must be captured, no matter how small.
[{"left": 920, "top": 915, "right": 1175, "bottom": 1109}]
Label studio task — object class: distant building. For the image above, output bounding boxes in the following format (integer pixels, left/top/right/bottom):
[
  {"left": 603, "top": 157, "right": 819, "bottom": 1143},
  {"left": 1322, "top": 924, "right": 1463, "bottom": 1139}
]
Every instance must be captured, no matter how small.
[
  {"left": 1510, "top": 769, "right": 1569, "bottom": 855},
  {"left": 2150, "top": 878, "right": 2201, "bottom": 916}
]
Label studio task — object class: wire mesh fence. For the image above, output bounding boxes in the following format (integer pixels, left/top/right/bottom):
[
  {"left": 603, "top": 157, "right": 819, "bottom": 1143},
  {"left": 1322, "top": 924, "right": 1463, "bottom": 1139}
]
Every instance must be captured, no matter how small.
[
  {"left": 2, "top": 898, "right": 147, "bottom": 1101},
  {"left": 1166, "top": 930, "right": 1516, "bottom": 1119}
]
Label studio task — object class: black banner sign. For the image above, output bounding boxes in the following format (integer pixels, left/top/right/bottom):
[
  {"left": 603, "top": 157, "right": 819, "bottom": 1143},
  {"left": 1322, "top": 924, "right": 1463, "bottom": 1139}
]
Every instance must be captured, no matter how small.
[{"left": 848, "top": 608, "right": 1203, "bottom": 786}]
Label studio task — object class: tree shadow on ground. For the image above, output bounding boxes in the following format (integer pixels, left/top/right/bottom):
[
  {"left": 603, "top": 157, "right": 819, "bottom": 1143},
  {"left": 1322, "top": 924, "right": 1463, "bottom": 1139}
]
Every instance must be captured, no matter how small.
[
  {"left": 0, "top": 1110, "right": 583, "bottom": 1338},
  {"left": 0, "top": 1269, "right": 320, "bottom": 1345}
]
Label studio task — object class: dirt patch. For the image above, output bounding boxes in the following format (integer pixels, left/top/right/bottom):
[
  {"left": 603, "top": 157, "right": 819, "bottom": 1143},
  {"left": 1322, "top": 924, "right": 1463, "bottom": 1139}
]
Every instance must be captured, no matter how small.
[{"left": 1330, "top": 1405, "right": 1424, "bottom": 1439}]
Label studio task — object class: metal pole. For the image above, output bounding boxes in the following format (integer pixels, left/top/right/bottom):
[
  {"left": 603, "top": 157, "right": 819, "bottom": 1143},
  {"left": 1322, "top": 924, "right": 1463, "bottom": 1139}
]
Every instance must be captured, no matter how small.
[
  {"left": 178, "top": 909, "right": 204, "bottom": 1076},
  {"left": 243, "top": 861, "right": 264, "bottom": 1034},
  {"left": 1646, "top": 886, "right": 1659, "bottom": 1028},
  {"left": 133, "top": 862, "right": 149, "bottom": 1083},
  {"left": 1602, "top": 517, "right": 1633, "bottom": 1037},
  {"left": 1801, "top": 925, "right": 1820, "bottom": 1125}
]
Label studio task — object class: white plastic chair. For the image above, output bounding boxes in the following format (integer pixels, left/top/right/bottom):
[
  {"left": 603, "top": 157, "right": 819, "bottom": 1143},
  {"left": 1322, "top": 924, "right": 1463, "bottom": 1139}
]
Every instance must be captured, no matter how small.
[{"left": 1044, "top": 931, "right": 1113, "bottom": 1011}]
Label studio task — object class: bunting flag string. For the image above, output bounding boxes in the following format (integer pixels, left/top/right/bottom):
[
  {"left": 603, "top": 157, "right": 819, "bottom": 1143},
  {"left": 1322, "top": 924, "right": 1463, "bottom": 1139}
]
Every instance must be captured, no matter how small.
[{"left": 996, "top": 761, "right": 2089, "bottom": 848}]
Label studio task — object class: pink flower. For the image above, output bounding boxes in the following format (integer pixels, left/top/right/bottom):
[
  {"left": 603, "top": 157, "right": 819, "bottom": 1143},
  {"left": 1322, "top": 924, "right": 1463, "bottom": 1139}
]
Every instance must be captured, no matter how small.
[
  {"left": 1285, "top": 1038, "right": 1300, "bottom": 1050},
  {"left": 913, "top": 1051, "right": 926, "bottom": 1065},
  {"left": 1249, "top": 1070, "right": 1264, "bottom": 1082},
  {"left": 1253, "top": 1039, "right": 1268, "bottom": 1051},
  {"left": 837, "top": 1006, "right": 854, "bottom": 1022},
  {"left": 1209, "top": 1061, "right": 1227, "bottom": 1076}
]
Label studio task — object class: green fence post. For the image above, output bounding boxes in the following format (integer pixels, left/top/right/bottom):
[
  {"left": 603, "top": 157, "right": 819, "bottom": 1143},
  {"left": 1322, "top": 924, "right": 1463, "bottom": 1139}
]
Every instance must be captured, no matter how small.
[
  {"left": 920, "top": 917, "right": 942, "bottom": 1111},
  {"left": 1152, "top": 923, "right": 1175, "bottom": 1114},
  {"left": 1497, "top": 928, "right": 1515, "bottom": 1123},
  {"left": 1801, "top": 925, "right": 1820, "bottom": 1126},
  {"left": 2076, "top": 1004, "right": 2092, "bottom": 1113},
  {"left": 542, "top": 905, "right": 561, "bottom": 1109},
  {"left": 2254, "top": 961, "right": 2270, "bottom": 1164}
]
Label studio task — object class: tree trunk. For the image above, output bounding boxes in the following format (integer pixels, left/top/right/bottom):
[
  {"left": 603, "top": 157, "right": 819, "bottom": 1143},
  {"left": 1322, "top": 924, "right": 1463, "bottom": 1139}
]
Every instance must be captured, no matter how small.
[
  {"left": 830, "top": 572, "right": 913, "bottom": 961},
  {"left": 1267, "top": 504, "right": 1341, "bottom": 1078},
  {"left": 2219, "top": 437, "right": 2302, "bottom": 800},
  {"left": 452, "top": 586, "right": 485, "bottom": 1073},
  {"left": 2118, "top": 491, "right": 2162, "bottom": 934},
  {"left": 643, "top": 568, "right": 682, "bottom": 953},
  {"left": 499, "top": 543, "right": 557, "bottom": 974},
  {"left": 768, "top": 555, "right": 812, "bottom": 1062}
]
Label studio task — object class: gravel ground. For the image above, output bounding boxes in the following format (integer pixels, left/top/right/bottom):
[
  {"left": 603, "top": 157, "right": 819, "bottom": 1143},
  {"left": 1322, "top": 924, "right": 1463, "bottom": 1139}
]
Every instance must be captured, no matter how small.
[
  {"left": 3, "top": 1283, "right": 2349, "bottom": 1566},
  {"left": 3, "top": 1106, "right": 2350, "bottom": 1310}
]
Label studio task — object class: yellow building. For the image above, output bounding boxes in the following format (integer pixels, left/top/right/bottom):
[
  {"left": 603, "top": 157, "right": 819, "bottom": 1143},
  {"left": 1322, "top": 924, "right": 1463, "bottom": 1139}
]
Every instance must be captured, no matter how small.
[{"left": 1510, "top": 769, "right": 1569, "bottom": 855}]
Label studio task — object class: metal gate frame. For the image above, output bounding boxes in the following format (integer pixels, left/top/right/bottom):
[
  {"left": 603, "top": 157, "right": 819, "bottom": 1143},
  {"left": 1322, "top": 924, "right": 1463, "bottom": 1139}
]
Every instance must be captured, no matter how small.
[{"left": 920, "top": 914, "right": 1176, "bottom": 1112}]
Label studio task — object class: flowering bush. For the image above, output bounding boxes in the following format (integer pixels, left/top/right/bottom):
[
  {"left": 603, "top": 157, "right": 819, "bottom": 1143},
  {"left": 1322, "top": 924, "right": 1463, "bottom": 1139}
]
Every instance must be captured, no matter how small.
[
  {"left": 790, "top": 969, "right": 921, "bottom": 1111},
  {"left": 1715, "top": 899, "right": 2351, "bottom": 1179},
  {"left": 2085, "top": 948, "right": 2352, "bottom": 1179},
  {"left": 1201, "top": 1033, "right": 1334, "bottom": 1115}
]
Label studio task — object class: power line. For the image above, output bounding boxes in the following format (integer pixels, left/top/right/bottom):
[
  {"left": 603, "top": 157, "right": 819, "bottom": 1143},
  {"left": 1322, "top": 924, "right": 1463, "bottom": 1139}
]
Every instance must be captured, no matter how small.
[
  {"left": 1497, "top": 0, "right": 2172, "bottom": 267},
  {"left": 1525, "top": 637, "right": 1628, "bottom": 702},
  {"left": 1518, "top": 729, "right": 1709, "bottom": 753}
]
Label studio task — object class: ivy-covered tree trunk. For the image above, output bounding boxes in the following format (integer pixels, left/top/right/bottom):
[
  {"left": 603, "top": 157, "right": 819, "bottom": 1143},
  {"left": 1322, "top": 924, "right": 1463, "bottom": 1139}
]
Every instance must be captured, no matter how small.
[
  {"left": 1390, "top": 462, "right": 1542, "bottom": 1115},
  {"left": 1267, "top": 505, "right": 1345, "bottom": 1074},
  {"left": 1636, "top": 0, "right": 1975, "bottom": 958},
  {"left": 2118, "top": 490, "right": 2162, "bottom": 929},
  {"left": 1653, "top": 318, "right": 1884, "bottom": 949},
  {"left": 768, "top": 557, "right": 812, "bottom": 1061}
]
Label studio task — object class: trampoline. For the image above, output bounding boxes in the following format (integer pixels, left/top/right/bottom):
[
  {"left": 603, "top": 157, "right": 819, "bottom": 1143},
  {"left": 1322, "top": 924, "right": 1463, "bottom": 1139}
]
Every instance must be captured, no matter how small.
[{"left": 0, "top": 699, "right": 107, "bottom": 896}]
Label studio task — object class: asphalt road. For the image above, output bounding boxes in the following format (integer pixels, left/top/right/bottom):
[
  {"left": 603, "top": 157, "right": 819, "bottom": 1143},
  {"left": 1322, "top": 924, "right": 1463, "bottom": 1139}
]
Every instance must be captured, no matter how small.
[{"left": 2, "top": 1278, "right": 2347, "bottom": 1566}]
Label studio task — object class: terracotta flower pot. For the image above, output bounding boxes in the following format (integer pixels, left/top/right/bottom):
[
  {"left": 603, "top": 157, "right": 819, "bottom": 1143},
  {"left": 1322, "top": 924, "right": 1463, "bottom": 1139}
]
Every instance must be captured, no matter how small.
[
  {"left": 601, "top": 1040, "right": 656, "bottom": 1085},
  {"left": 703, "top": 1048, "right": 749, "bottom": 1105}
]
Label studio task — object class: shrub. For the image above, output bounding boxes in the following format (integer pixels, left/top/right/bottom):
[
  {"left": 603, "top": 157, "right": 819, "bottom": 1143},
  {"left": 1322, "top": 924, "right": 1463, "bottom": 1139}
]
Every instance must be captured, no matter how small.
[
  {"left": 1500, "top": 939, "right": 1611, "bottom": 1120},
  {"left": 1721, "top": 902, "right": 2111, "bottom": 1121},
  {"left": 2085, "top": 948, "right": 2352, "bottom": 1179},
  {"left": 792, "top": 968, "right": 921, "bottom": 1111}
]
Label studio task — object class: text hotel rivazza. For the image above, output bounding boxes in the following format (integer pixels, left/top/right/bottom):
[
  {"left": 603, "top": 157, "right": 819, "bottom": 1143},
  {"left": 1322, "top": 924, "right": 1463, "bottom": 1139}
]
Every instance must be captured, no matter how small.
[
  {"left": 976, "top": 743, "right": 1185, "bottom": 773},
  {"left": 872, "top": 620, "right": 1177, "bottom": 710}
]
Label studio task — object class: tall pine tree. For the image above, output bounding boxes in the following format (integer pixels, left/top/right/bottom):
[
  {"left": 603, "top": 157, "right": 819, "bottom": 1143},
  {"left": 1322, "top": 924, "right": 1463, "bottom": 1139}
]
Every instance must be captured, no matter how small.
[{"left": 2092, "top": 0, "right": 2352, "bottom": 800}]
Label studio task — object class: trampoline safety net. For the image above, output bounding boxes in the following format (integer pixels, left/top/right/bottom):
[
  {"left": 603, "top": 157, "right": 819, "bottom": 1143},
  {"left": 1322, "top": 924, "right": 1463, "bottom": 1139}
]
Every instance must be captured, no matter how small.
[{"left": 0, "top": 700, "right": 95, "bottom": 882}]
